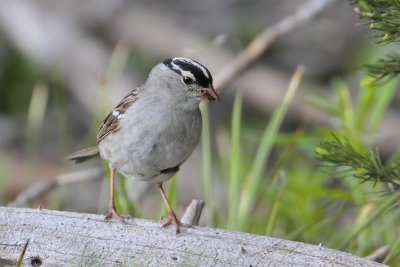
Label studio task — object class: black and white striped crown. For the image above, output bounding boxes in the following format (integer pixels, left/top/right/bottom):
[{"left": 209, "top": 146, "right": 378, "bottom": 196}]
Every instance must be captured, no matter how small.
[{"left": 163, "top": 57, "right": 213, "bottom": 87}]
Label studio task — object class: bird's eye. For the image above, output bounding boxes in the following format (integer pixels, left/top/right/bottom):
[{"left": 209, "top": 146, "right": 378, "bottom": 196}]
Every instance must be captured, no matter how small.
[{"left": 182, "top": 76, "right": 194, "bottom": 85}]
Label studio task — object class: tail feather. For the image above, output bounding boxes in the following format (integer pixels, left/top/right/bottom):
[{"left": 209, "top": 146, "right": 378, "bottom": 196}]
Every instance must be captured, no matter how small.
[{"left": 67, "top": 146, "right": 100, "bottom": 163}]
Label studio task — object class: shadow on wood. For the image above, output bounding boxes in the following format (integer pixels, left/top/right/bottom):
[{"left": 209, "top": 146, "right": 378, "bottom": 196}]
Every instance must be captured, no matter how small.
[{"left": 0, "top": 207, "right": 383, "bottom": 266}]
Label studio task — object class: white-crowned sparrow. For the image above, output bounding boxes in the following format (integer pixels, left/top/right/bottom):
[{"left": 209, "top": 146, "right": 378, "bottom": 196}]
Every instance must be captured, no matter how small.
[{"left": 67, "top": 57, "right": 218, "bottom": 233}]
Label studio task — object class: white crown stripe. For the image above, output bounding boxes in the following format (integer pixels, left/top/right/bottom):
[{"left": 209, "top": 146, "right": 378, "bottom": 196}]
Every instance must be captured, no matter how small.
[
  {"left": 173, "top": 57, "right": 210, "bottom": 79},
  {"left": 171, "top": 61, "right": 196, "bottom": 81},
  {"left": 189, "top": 61, "right": 209, "bottom": 79}
]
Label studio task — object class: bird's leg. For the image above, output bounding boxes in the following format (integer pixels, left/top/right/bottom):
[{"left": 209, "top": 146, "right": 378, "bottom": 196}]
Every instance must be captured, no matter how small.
[
  {"left": 158, "top": 183, "right": 191, "bottom": 234},
  {"left": 105, "top": 165, "right": 124, "bottom": 221}
]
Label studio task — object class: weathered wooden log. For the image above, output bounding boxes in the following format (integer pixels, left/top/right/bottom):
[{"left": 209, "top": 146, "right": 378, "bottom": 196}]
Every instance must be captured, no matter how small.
[{"left": 0, "top": 207, "right": 383, "bottom": 266}]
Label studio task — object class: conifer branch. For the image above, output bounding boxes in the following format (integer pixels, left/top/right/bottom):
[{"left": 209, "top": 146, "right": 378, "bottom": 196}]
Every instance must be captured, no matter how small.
[
  {"left": 315, "top": 135, "right": 400, "bottom": 189},
  {"left": 350, "top": 0, "right": 400, "bottom": 84}
]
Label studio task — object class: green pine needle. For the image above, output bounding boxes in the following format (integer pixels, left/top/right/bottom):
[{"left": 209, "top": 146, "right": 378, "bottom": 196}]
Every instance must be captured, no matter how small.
[
  {"left": 365, "top": 53, "right": 400, "bottom": 86},
  {"left": 315, "top": 135, "right": 400, "bottom": 188},
  {"left": 350, "top": 0, "right": 400, "bottom": 85},
  {"left": 350, "top": 0, "right": 400, "bottom": 45}
]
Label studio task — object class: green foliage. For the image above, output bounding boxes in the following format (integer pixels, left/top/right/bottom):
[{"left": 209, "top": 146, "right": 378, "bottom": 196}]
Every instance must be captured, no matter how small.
[
  {"left": 25, "top": 83, "right": 49, "bottom": 156},
  {"left": 316, "top": 135, "right": 400, "bottom": 188},
  {"left": 314, "top": 76, "right": 399, "bottom": 190},
  {"left": 350, "top": 0, "right": 400, "bottom": 84},
  {"left": 237, "top": 67, "right": 303, "bottom": 230},
  {"left": 227, "top": 89, "right": 243, "bottom": 229},
  {"left": 350, "top": 0, "right": 400, "bottom": 44},
  {"left": 310, "top": 75, "right": 400, "bottom": 264},
  {"left": 0, "top": 47, "right": 44, "bottom": 114},
  {"left": 365, "top": 53, "right": 400, "bottom": 85},
  {"left": 203, "top": 71, "right": 399, "bottom": 265}
]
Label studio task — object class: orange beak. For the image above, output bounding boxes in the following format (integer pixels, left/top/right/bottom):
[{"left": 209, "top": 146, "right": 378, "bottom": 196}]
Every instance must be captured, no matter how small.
[{"left": 205, "top": 85, "right": 220, "bottom": 102}]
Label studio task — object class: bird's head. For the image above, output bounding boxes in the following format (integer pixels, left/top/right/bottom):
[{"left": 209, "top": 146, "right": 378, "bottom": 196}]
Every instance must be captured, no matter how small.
[{"left": 155, "top": 57, "right": 219, "bottom": 103}]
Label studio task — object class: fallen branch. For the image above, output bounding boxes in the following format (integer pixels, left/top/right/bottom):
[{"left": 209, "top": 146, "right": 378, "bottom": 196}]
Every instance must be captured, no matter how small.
[
  {"left": 8, "top": 168, "right": 104, "bottom": 208},
  {"left": 0, "top": 207, "right": 383, "bottom": 266}
]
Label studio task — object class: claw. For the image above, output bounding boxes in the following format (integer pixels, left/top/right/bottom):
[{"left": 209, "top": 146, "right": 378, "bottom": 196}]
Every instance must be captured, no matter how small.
[
  {"left": 162, "top": 212, "right": 192, "bottom": 234},
  {"left": 105, "top": 208, "right": 126, "bottom": 222}
]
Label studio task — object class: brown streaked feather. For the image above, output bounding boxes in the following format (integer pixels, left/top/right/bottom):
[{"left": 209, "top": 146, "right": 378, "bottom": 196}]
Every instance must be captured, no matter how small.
[{"left": 96, "top": 89, "right": 139, "bottom": 143}]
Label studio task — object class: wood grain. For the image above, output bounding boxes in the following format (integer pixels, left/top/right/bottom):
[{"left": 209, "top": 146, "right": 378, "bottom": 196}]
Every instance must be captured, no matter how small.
[{"left": 0, "top": 207, "right": 384, "bottom": 266}]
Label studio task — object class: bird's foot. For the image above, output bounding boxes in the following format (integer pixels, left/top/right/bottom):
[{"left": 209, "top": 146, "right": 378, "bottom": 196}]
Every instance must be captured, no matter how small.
[
  {"left": 105, "top": 207, "right": 127, "bottom": 222},
  {"left": 162, "top": 212, "right": 192, "bottom": 234}
]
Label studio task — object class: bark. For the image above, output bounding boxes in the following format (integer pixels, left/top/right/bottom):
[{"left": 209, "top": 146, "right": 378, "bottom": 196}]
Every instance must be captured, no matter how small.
[{"left": 0, "top": 207, "right": 384, "bottom": 267}]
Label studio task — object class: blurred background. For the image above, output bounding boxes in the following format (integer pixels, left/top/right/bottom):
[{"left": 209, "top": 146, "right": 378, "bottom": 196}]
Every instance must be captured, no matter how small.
[{"left": 0, "top": 0, "right": 399, "bottom": 264}]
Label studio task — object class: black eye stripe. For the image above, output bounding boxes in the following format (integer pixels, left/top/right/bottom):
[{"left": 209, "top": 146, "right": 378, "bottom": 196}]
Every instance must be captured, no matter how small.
[{"left": 163, "top": 58, "right": 213, "bottom": 88}]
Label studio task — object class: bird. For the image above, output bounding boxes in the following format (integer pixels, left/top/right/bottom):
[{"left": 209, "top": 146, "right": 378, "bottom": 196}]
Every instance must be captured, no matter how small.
[{"left": 67, "top": 57, "right": 219, "bottom": 234}]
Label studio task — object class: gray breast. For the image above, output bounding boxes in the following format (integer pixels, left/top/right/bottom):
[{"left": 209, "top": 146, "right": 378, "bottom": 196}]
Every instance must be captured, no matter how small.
[{"left": 102, "top": 102, "right": 202, "bottom": 182}]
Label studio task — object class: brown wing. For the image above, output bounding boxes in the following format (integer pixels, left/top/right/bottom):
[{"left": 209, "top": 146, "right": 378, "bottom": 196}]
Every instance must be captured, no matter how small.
[{"left": 96, "top": 89, "right": 139, "bottom": 143}]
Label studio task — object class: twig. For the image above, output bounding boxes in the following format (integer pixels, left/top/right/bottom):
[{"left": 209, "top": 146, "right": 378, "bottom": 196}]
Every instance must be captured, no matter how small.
[
  {"left": 8, "top": 168, "right": 104, "bottom": 208},
  {"left": 214, "top": 0, "right": 336, "bottom": 90},
  {"left": 365, "top": 246, "right": 391, "bottom": 263},
  {"left": 180, "top": 199, "right": 205, "bottom": 226}
]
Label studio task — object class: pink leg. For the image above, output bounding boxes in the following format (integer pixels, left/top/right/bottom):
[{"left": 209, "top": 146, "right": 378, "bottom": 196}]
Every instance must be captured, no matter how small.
[
  {"left": 105, "top": 165, "right": 124, "bottom": 221},
  {"left": 158, "top": 183, "right": 191, "bottom": 234}
]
